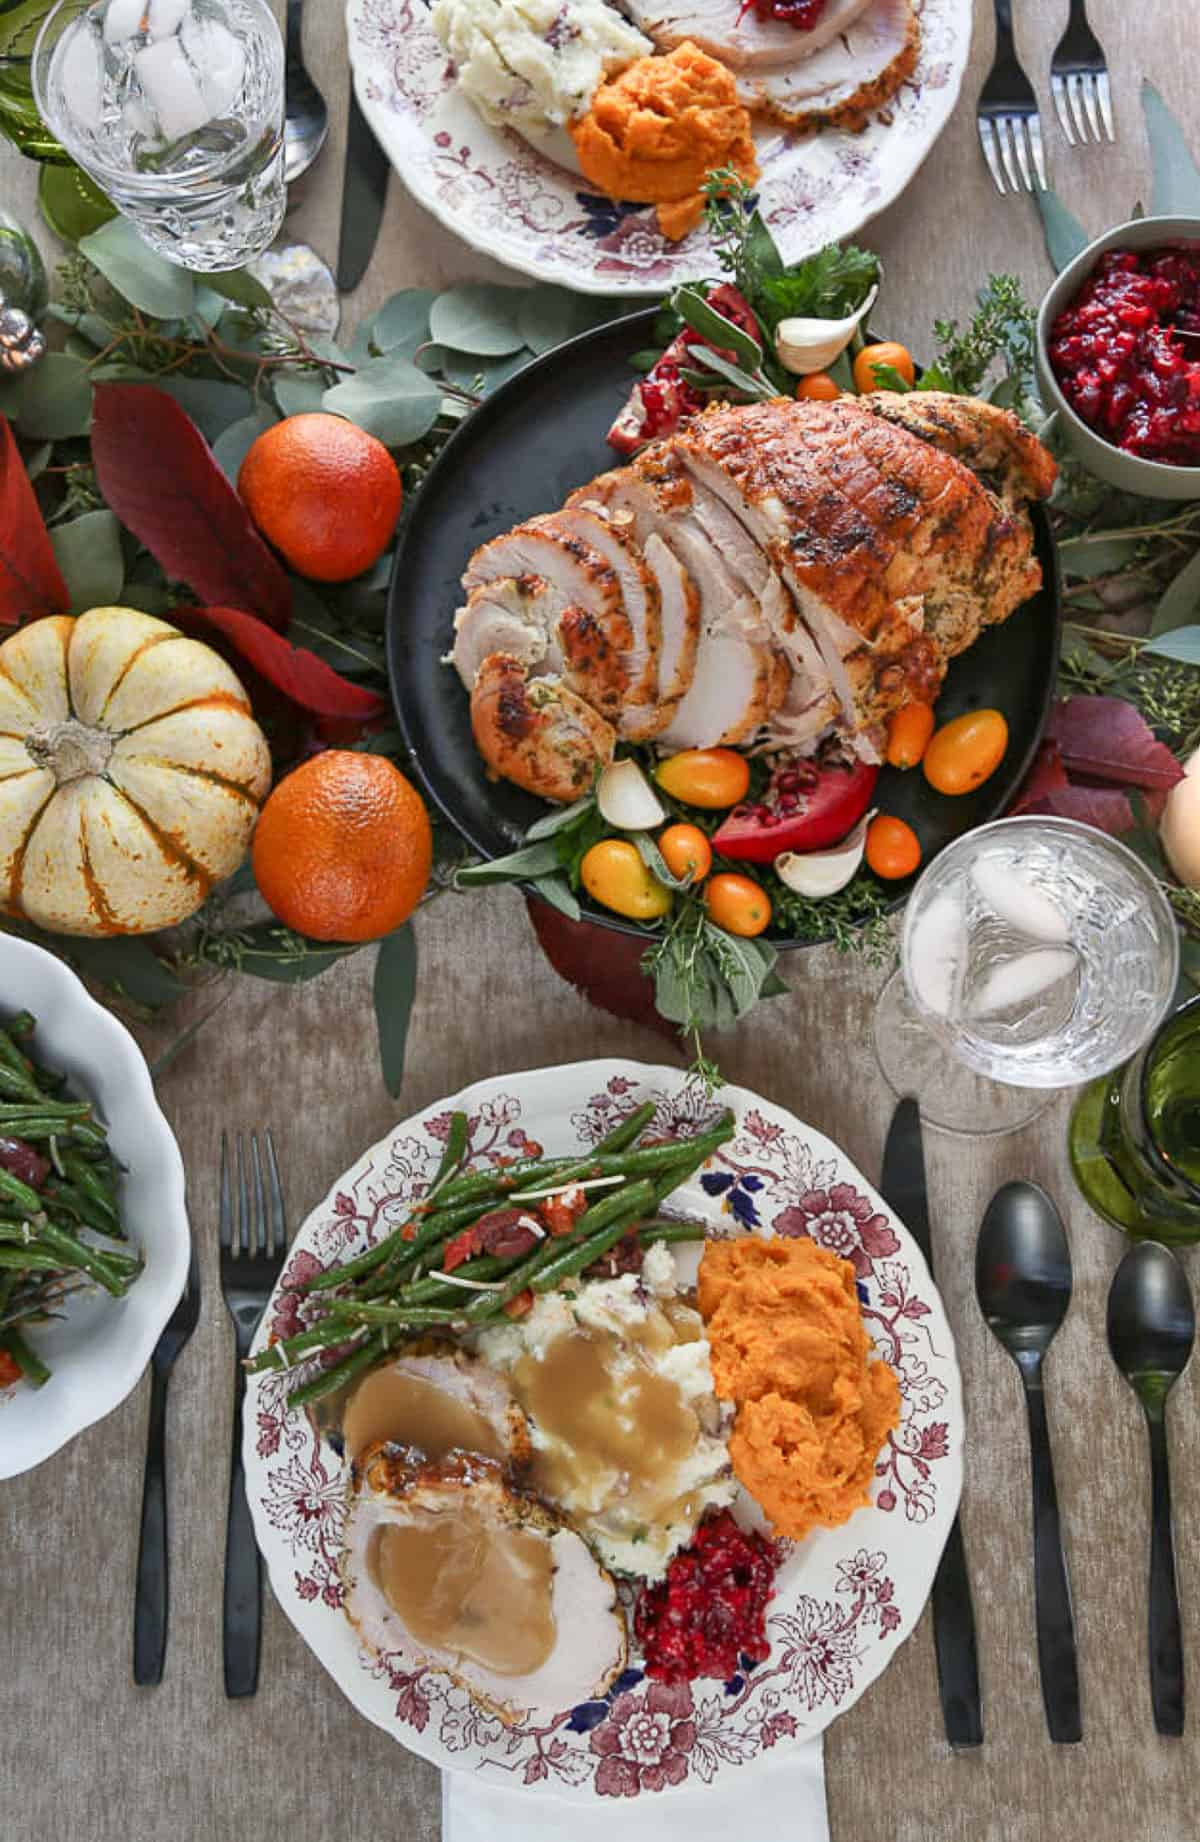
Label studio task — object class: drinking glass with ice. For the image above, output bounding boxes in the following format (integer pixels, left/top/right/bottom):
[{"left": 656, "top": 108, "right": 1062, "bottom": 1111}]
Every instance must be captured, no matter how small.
[
  {"left": 874, "top": 816, "right": 1180, "bottom": 1136},
  {"left": 34, "top": 0, "right": 285, "bottom": 270}
]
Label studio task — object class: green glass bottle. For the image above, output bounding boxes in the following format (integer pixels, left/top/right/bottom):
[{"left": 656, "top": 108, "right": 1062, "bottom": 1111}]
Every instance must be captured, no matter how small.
[{"left": 0, "top": 0, "right": 67, "bottom": 161}]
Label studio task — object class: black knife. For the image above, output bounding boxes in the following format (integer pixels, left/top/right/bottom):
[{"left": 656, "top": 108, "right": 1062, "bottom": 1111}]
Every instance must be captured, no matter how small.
[
  {"left": 336, "top": 87, "right": 391, "bottom": 293},
  {"left": 881, "top": 1096, "right": 984, "bottom": 1748}
]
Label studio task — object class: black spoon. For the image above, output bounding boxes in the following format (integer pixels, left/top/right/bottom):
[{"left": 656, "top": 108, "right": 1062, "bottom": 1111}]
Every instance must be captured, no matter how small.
[
  {"left": 976, "top": 1180, "right": 1081, "bottom": 1742},
  {"left": 1107, "top": 1240, "right": 1195, "bottom": 1738}
]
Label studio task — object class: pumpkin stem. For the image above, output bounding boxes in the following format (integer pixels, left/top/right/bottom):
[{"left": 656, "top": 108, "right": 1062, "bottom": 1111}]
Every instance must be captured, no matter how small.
[{"left": 24, "top": 719, "right": 115, "bottom": 785}]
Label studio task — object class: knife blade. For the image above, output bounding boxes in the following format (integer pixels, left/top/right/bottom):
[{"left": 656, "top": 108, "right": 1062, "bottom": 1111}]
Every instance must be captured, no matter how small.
[
  {"left": 336, "top": 87, "right": 391, "bottom": 294},
  {"left": 881, "top": 1096, "right": 984, "bottom": 1749}
]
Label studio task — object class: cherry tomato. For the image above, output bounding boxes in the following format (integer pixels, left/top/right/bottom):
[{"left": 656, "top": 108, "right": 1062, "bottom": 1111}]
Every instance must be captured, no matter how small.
[
  {"left": 885, "top": 702, "right": 936, "bottom": 770},
  {"left": 853, "top": 341, "right": 917, "bottom": 394},
  {"left": 795, "top": 372, "right": 841, "bottom": 401},
  {"left": 865, "top": 816, "right": 921, "bottom": 880},
  {"left": 656, "top": 748, "right": 751, "bottom": 810},
  {"left": 923, "top": 709, "right": 1009, "bottom": 796},
  {"left": 705, "top": 873, "right": 772, "bottom": 938},
  {"left": 658, "top": 823, "right": 713, "bottom": 884},
  {"left": 581, "top": 839, "right": 672, "bottom": 921}
]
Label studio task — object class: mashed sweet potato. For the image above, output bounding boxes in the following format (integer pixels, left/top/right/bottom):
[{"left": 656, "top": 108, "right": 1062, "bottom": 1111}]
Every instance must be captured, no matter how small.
[
  {"left": 698, "top": 1236, "right": 901, "bottom": 1541},
  {"left": 569, "top": 41, "right": 759, "bottom": 242}
]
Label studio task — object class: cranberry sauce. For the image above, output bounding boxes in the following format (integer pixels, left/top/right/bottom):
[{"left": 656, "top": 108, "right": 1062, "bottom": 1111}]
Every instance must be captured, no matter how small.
[
  {"left": 743, "top": 0, "right": 829, "bottom": 25},
  {"left": 1048, "top": 245, "right": 1200, "bottom": 467},
  {"left": 634, "top": 1510, "right": 778, "bottom": 1683}
]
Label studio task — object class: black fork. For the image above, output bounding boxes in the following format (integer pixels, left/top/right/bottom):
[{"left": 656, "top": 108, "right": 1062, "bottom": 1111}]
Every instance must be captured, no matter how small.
[
  {"left": 977, "top": 0, "right": 1048, "bottom": 196},
  {"left": 219, "top": 1131, "right": 287, "bottom": 1699},
  {"left": 1050, "top": 0, "right": 1115, "bottom": 147},
  {"left": 133, "top": 1236, "right": 201, "bottom": 1686}
]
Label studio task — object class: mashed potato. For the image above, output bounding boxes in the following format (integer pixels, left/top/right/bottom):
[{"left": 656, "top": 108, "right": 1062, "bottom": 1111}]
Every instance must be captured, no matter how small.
[
  {"left": 477, "top": 1242, "right": 735, "bottom": 1579},
  {"left": 431, "top": 0, "right": 651, "bottom": 137}
]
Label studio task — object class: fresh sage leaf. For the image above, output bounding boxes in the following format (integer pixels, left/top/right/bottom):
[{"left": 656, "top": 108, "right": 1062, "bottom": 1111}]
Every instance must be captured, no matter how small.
[
  {"left": 1060, "top": 534, "right": 1143, "bottom": 581},
  {"left": 374, "top": 924, "right": 417, "bottom": 1097},
  {"left": 525, "top": 793, "right": 597, "bottom": 841},
  {"left": 631, "top": 831, "right": 691, "bottom": 891},
  {"left": 671, "top": 286, "right": 762, "bottom": 369},
  {"left": 686, "top": 344, "right": 772, "bottom": 398},
  {"left": 530, "top": 873, "right": 582, "bottom": 920},
  {"left": 1143, "top": 80, "right": 1200, "bottom": 218},
  {"left": 212, "top": 405, "right": 278, "bottom": 484},
  {"left": 323, "top": 356, "right": 442, "bottom": 447},
  {"left": 429, "top": 283, "right": 527, "bottom": 357},
  {"left": 1150, "top": 550, "right": 1200, "bottom": 636},
  {"left": 79, "top": 217, "right": 196, "bottom": 319},
  {"left": 1034, "top": 189, "right": 1089, "bottom": 274},
  {"left": 50, "top": 509, "right": 124, "bottom": 611},
  {"left": 13, "top": 353, "right": 92, "bottom": 440},
  {"left": 457, "top": 840, "right": 562, "bottom": 884},
  {"left": 370, "top": 289, "right": 437, "bottom": 359}
]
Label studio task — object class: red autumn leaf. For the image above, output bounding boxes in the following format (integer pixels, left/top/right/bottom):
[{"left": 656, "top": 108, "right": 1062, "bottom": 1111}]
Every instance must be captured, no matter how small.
[
  {"left": 1045, "top": 696, "right": 1184, "bottom": 791},
  {"left": 1021, "top": 784, "right": 1136, "bottom": 835},
  {"left": 0, "top": 417, "right": 69, "bottom": 623},
  {"left": 182, "top": 605, "right": 386, "bottom": 720},
  {"left": 526, "top": 895, "right": 677, "bottom": 1039},
  {"left": 90, "top": 383, "right": 291, "bottom": 629},
  {"left": 1009, "top": 739, "right": 1069, "bottom": 814}
]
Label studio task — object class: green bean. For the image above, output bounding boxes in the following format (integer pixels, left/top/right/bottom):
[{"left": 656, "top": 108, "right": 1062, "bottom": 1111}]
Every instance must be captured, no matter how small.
[
  {"left": 288, "top": 1330, "right": 385, "bottom": 1410},
  {"left": 637, "top": 1220, "right": 707, "bottom": 1245},
  {"left": 24, "top": 1222, "right": 134, "bottom": 1297},
  {"left": 529, "top": 1202, "right": 656, "bottom": 1297},
  {"left": 401, "top": 1252, "right": 514, "bottom": 1304},
  {"left": 302, "top": 1195, "right": 496, "bottom": 1297},
  {"left": 3, "top": 1328, "right": 49, "bottom": 1387},
  {"left": 59, "top": 1152, "right": 120, "bottom": 1224},
  {"left": 336, "top": 1302, "right": 470, "bottom": 1327},
  {"left": 0, "top": 1166, "right": 44, "bottom": 1216},
  {"left": 0, "top": 1248, "right": 62, "bottom": 1273},
  {"left": 245, "top": 1317, "right": 366, "bottom": 1374},
  {"left": 428, "top": 1112, "right": 469, "bottom": 1198},
  {"left": 43, "top": 1178, "right": 120, "bottom": 1237},
  {"left": 0, "top": 1097, "right": 90, "bottom": 1121},
  {"left": 461, "top": 1179, "right": 657, "bottom": 1322},
  {"left": 592, "top": 1101, "right": 656, "bottom": 1155}
]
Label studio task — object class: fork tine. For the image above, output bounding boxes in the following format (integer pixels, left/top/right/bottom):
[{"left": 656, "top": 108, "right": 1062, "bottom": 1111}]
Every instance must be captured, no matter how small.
[
  {"left": 1096, "top": 70, "right": 1115, "bottom": 142},
  {"left": 1050, "top": 74, "right": 1075, "bottom": 147},
  {"left": 997, "top": 117, "right": 1022, "bottom": 194},
  {"left": 264, "top": 1129, "right": 286, "bottom": 1260},
  {"left": 978, "top": 118, "right": 1007, "bottom": 195},
  {"left": 219, "top": 1132, "right": 232, "bottom": 1251},
  {"left": 1028, "top": 114, "right": 1048, "bottom": 190},
  {"left": 1066, "top": 73, "right": 1090, "bottom": 145},
  {"left": 250, "top": 1133, "right": 267, "bottom": 1262},
  {"left": 1012, "top": 118, "right": 1035, "bottom": 192},
  {"left": 1081, "top": 73, "right": 1103, "bottom": 146},
  {"left": 236, "top": 1132, "right": 251, "bottom": 1257}
]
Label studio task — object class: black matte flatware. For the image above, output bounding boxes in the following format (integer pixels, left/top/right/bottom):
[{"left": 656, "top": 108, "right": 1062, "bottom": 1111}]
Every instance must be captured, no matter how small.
[
  {"left": 335, "top": 89, "right": 390, "bottom": 293},
  {"left": 1107, "top": 1240, "right": 1194, "bottom": 1737},
  {"left": 881, "top": 1098, "right": 983, "bottom": 1747},
  {"left": 133, "top": 1237, "right": 200, "bottom": 1686},
  {"left": 976, "top": 1180, "right": 1081, "bottom": 1742}
]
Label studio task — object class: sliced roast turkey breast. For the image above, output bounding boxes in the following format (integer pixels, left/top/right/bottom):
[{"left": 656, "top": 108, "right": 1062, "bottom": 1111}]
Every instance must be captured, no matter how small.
[
  {"left": 859, "top": 391, "right": 1059, "bottom": 504},
  {"left": 621, "top": 0, "right": 875, "bottom": 71},
  {"left": 470, "top": 654, "right": 615, "bottom": 803},
  {"left": 656, "top": 619, "right": 789, "bottom": 751},
  {"left": 642, "top": 532, "right": 700, "bottom": 715},
  {"left": 532, "top": 508, "right": 664, "bottom": 738},
  {"left": 451, "top": 576, "right": 564, "bottom": 690},
  {"left": 736, "top": 0, "right": 918, "bottom": 128}
]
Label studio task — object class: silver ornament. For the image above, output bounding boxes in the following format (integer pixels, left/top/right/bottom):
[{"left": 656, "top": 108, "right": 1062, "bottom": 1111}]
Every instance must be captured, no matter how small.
[{"left": 0, "top": 306, "right": 46, "bottom": 374}]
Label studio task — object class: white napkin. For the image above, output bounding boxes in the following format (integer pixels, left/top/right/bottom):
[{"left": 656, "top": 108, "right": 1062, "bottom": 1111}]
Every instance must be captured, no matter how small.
[{"left": 443, "top": 1738, "right": 828, "bottom": 1842}]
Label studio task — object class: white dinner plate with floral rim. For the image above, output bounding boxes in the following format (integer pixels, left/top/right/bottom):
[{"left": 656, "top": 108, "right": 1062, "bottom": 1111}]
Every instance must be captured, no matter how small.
[
  {"left": 244, "top": 1059, "right": 963, "bottom": 1800},
  {"left": 345, "top": 0, "right": 972, "bottom": 295}
]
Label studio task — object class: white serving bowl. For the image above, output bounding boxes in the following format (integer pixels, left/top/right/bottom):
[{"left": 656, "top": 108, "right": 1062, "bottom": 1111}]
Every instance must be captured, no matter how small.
[{"left": 0, "top": 935, "right": 189, "bottom": 1480}]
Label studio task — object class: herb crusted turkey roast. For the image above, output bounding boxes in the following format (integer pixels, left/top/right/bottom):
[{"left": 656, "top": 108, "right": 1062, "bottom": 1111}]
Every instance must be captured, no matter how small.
[{"left": 450, "top": 391, "right": 1056, "bottom": 805}]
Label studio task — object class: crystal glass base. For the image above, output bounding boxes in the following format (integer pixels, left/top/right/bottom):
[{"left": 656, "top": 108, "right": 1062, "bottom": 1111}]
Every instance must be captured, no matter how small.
[{"left": 874, "top": 969, "right": 1051, "bottom": 1137}]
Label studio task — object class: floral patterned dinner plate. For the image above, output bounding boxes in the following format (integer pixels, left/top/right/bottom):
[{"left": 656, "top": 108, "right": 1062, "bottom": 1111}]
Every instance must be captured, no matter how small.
[
  {"left": 244, "top": 1060, "right": 964, "bottom": 1799},
  {"left": 345, "top": 0, "right": 972, "bottom": 294}
]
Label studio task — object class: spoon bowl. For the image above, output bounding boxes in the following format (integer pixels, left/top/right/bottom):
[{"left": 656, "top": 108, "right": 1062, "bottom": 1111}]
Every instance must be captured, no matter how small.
[
  {"left": 283, "top": 0, "right": 329, "bottom": 186},
  {"left": 1107, "top": 1240, "right": 1196, "bottom": 1397},
  {"left": 975, "top": 1180, "right": 1073, "bottom": 1364}
]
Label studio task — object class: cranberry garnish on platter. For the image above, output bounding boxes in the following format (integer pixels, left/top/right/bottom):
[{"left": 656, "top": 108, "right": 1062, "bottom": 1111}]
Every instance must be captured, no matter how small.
[
  {"left": 738, "top": 0, "right": 829, "bottom": 26},
  {"left": 635, "top": 1509, "right": 780, "bottom": 1684},
  {"left": 1048, "top": 245, "right": 1200, "bottom": 467}
]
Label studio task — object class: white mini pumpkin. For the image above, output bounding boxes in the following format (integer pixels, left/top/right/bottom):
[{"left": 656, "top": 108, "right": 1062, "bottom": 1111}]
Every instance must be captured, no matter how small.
[{"left": 0, "top": 607, "right": 271, "bottom": 936}]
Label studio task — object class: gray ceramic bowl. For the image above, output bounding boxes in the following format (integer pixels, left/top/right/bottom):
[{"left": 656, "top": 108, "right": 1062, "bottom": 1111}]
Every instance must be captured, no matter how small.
[{"left": 1036, "top": 213, "right": 1200, "bottom": 499}]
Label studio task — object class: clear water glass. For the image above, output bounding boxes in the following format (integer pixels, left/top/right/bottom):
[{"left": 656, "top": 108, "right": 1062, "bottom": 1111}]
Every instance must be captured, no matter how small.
[
  {"left": 33, "top": 0, "right": 285, "bottom": 271},
  {"left": 874, "top": 816, "right": 1180, "bottom": 1136}
]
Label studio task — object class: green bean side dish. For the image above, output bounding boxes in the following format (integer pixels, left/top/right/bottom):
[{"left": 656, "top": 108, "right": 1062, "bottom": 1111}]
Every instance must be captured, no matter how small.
[
  {"left": 0, "top": 1013, "right": 136, "bottom": 1391},
  {"left": 248, "top": 1102, "right": 735, "bottom": 1407}
]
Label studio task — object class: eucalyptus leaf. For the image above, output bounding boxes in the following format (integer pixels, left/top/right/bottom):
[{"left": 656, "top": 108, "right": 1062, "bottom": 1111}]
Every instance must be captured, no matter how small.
[
  {"left": 62, "top": 935, "right": 187, "bottom": 1008},
  {"left": 429, "top": 283, "right": 526, "bottom": 357},
  {"left": 457, "top": 841, "right": 561, "bottom": 884},
  {"left": 13, "top": 353, "right": 92, "bottom": 440},
  {"left": 1150, "top": 549, "right": 1200, "bottom": 636},
  {"left": 236, "top": 932, "right": 358, "bottom": 982},
  {"left": 1143, "top": 624, "right": 1200, "bottom": 665},
  {"left": 1060, "top": 534, "right": 1143, "bottom": 580},
  {"left": 438, "top": 348, "right": 532, "bottom": 397},
  {"left": 525, "top": 793, "right": 597, "bottom": 841},
  {"left": 206, "top": 267, "right": 275, "bottom": 310},
  {"left": 370, "top": 289, "right": 437, "bottom": 359},
  {"left": 516, "top": 287, "right": 607, "bottom": 356},
  {"left": 289, "top": 585, "right": 388, "bottom": 678},
  {"left": 1144, "top": 81, "right": 1200, "bottom": 218},
  {"left": 671, "top": 286, "right": 762, "bottom": 370},
  {"left": 374, "top": 924, "right": 417, "bottom": 1097},
  {"left": 50, "top": 509, "right": 124, "bottom": 612},
  {"left": 212, "top": 405, "right": 278, "bottom": 484},
  {"left": 273, "top": 370, "right": 328, "bottom": 418},
  {"left": 323, "top": 356, "right": 442, "bottom": 447},
  {"left": 79, "top": 217, "right": 195, "bottom": 319},
  {"left": 1034, "top": 189, "right": 1089, "bottom": 274},
  {"left": 22, "top": 442, "right": 52, "bottom": 481},
  {"left": 157, "top": 376, "right": 253, "bottom": 441},
  {"left": 150, "top": 997, "right": 229, "bottom": 1077},
  {"left": 530, "top": 873, "right": 581, "bottom": 921}
]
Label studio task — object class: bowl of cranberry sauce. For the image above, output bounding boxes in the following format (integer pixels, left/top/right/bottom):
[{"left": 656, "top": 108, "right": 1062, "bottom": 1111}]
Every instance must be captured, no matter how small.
[{"left": 1037, "top": 215, "right": 1200, "bottom": 499}]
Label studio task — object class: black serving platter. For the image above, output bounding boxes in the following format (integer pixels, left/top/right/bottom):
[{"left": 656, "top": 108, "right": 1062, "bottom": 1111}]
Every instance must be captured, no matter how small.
[{"left": 387, "top": 310, "right": 1063, "bottom": 947}]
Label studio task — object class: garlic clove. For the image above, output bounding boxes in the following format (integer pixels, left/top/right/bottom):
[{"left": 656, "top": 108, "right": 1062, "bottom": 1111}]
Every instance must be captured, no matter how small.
[
  {"left": 597, "top": 758, "right": 666, "bottom": 832},
  {"left": 774, "top": 811, "right": 874, "bottom": 898},
  {"left": 1160, "top": 756, "right": 1200, "bottom": 887},
  {"left": 774, "top": 286, "right": 880, "bottom": 377}
]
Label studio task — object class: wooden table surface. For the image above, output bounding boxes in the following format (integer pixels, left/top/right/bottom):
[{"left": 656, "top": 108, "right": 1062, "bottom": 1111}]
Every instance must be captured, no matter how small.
[{"left": 3, "top": 5, "right": 1199, "bottom": 1838}]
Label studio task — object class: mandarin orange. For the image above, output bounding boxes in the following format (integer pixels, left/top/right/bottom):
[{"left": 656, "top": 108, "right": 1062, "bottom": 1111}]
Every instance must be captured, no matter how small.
[
  {"left": 252, "top": 751, "right": 432, "bottom": 942},
  {"left": 238, "top": 413, "right": 403, "bottom": 583}
]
